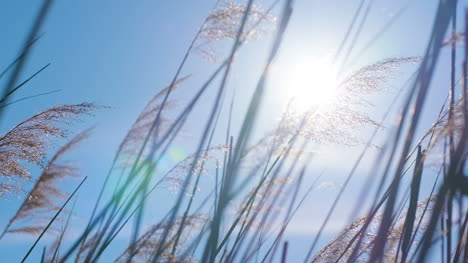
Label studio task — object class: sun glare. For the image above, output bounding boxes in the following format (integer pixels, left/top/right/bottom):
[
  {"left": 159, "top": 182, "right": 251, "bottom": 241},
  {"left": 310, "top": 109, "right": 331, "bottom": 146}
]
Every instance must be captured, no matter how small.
[{"left": 280, "top": 56, "right": 339, "bottom": 111}]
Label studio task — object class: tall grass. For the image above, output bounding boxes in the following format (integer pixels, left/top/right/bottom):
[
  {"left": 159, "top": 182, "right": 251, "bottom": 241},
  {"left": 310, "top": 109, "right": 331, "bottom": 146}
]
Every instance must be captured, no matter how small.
[{"left": 0, "top": 0, "right": 466, "bottom": 262}]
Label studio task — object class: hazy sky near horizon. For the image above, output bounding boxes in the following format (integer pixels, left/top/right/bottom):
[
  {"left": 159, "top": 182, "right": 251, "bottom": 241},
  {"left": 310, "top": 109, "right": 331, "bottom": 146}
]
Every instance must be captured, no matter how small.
[{"left": 0, "top": 0, "right": 465, "bottom": 262}]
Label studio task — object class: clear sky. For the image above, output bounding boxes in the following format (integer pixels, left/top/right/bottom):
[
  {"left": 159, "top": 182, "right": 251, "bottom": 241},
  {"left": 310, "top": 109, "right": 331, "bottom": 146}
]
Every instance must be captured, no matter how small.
[{"left": 0, "top": 0, "right": 465, "bottom": 262}]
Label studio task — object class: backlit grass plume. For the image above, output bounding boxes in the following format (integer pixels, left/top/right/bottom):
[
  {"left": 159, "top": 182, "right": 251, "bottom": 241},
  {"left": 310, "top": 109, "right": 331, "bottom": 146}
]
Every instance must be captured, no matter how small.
[
  {"left": 310, "top": 197, "right": 435, "bottom": 262},
  {"left": 163, "top": 145, "right": 229, "bottom": 195},
  {"left": 0, "top": 103, "right": 98, "bottom": 199},
  {"left": 244, "top": 57, "right": 421, "bottom": 166},
  {"left": 277, "top": 57, "right": 421, "bottom": 146},
  {"left": 196, "top": 0, "right": 276, "bottom": 61},
  {"left": 0, "top": 128, "right": 91, "bottom": 239},
  {"left": 117, "top": 77, "right": 190, "bottom": 163},
  {"left": 115, "top": 214, "right": 207, "bottom": 263},
  {"left": 429, "top": 96, "right": 465, "bottom": 147}
]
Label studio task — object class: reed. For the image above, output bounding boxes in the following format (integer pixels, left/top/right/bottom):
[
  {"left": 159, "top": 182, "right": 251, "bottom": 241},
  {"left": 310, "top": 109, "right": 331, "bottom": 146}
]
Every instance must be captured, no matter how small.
[{"left": 0, "top": 1, "right": 466, "bottom": 262}]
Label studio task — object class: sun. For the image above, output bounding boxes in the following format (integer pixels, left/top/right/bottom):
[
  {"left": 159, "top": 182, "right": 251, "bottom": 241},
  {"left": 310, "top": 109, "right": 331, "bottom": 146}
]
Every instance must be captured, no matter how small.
[{"left": 278, "top": 55, "right": 339, "bottom": 112}]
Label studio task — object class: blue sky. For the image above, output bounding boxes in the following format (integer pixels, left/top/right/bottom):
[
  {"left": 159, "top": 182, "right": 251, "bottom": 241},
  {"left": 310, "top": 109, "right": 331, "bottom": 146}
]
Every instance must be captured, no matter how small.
[{"left": 0, "top": 0, "right": 465, "bottom": 262}]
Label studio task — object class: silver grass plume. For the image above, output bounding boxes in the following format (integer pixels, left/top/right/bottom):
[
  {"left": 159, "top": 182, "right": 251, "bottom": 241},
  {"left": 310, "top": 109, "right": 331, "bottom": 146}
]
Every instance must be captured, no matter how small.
[
  {"left": 442, "top": 32, "right": 465, "bottom": 46},
  {"left": 310, "top": 197, "right": 435, "bottom": 262},
  {"left": 116, "top": 76, "right": 190, "bottom": 165},
  {"left": 0, "top": 103, "right": 98, "bottom": 198},
  {"left": 232, "top": 176, "right": 293, "bottom": 229},
  {"left": 419, "top": 96, "right": 466, "bottom": 166},
  {"left": 0, "top": 128, "right": 92, "bottom": 238},
  {"left": 242, "top": 57, "right": 420, "bottom": 168},
  {"left": 277, "top": 57, "right": 421, "bottom": 146},
  {"left": 429, "top": 96, "right": 465, "bottom": 147},
  {"left": 164, "top": 145, "right": 229, "bottom": 195},
  {"left": 115, "top": 214, "right": 208, "bottom": 263},
  {"left": 196, "top": 0, "right": 277, "bottom": 61}
]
